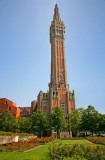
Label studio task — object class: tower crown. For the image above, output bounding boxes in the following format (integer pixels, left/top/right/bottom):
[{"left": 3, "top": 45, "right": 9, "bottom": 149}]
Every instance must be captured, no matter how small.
[
  {"left": 53, "top": 4, "right": 61, "bottom": 22},
  {"left": 50, "top": 4, "right": 65, "bottom": 43}
]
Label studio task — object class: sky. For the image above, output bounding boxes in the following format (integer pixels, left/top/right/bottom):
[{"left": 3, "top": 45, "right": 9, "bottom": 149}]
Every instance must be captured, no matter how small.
[{"left": 0, "top": 0, "right": 105, "bottom": 113}]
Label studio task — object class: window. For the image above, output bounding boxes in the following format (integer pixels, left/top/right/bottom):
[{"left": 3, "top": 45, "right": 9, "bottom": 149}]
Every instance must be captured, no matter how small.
[
  {"left": 60, "top": 103, "right": 66, "bottom": 114},
  {"left": 9, "top": 107, "right": 11, "bottom": 111},
  {"left": 53, "top": 92, "right": 55, "bottom": 96},
  {"left": 0, "top": 106, "right": 2, "bottom": 110}
]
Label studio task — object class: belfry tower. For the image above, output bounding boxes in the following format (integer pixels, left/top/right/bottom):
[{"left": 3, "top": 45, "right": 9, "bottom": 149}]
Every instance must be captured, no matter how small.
[
  {"left": 31, "top": 4, "right": 75, "bottom": 116},
  {"left": 48, "top": 4, "right": 75, "bottom": 115},
  {"left": 50, "top": 4, "right": 67, "bottom": 87}
]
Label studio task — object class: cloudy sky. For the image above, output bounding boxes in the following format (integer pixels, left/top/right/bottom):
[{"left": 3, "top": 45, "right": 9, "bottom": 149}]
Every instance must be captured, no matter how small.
[{"left": 0, "top": 0, "right": 105, "bottom": 113}]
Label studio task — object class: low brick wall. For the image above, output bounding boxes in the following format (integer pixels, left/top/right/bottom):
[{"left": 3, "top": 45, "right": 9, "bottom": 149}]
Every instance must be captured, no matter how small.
[
  {"left": 60, "top": 132, "right": 70, "bottom": 139},
  {"left": 0, "top": 136, "right": 19, "bottom": 144},
  {"left": 52, "top": 131, "right": 72, "bottom": 139}
]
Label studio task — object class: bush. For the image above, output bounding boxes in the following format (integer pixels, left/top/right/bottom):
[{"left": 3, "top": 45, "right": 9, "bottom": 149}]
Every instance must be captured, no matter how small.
[
  {"left": 0, "top": 131, "right": 34, "bottom": 136},
  {"left": 36, "top": 136, "right": 55, "bottom": 144},
  {"left": 49, "top": 143, "right": 105, "bottom": 160},
  {"left": 86, "top": 137, "right": 105, "bottom": 145},
  {"left": 0, "top": 147, "right": 6, "bottom": 152}
]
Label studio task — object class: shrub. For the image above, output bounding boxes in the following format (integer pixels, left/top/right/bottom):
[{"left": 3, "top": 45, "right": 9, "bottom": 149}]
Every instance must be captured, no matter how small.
[
  {"left": 36, "top": 136, "right": 55, "bottom": 144},
  {"left": 0, "top": 147, "right": 6, "bottom": 152},
  {"left": 86, "top": 137, "right": 105, "bottom": 145},
  {"left": 0, "top": 131, "right": 34, "bottom": 136},
  {"left": 49, "top": 143, "right": 105, "bottom": 160}
]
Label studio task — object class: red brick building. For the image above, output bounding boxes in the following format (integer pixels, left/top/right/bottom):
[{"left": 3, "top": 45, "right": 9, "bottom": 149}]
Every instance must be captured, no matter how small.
[
  {"left": 31, "top": 4, "right": 75, "bottom": 116},
  {"left": 19, "top": 107, "right": 31, "bottom": 117},
  {"left": 0, "top": 98, "right": 20, "bottom": 118}
]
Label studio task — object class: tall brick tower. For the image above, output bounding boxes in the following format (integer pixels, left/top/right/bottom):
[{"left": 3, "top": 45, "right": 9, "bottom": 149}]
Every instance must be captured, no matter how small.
[
  {"left": 50, "top": 4, "right": 67, "bottom": 87},
  {"left": 31, "top": 4, "right": 75, "bottom": 116},
  {"left": 48, "top": 4, "right": 75, "bottom": 115}
]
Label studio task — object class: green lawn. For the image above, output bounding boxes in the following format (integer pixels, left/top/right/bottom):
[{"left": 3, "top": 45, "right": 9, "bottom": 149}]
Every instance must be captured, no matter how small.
[
  {"left": 0, "top": 139, "right": 93, "bottom": 160},
  {"left": 54, "top": 139, "right": 92, "bottom": 145}
]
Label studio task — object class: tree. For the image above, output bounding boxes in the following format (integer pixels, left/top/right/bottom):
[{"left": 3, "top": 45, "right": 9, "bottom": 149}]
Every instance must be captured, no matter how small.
[
  {"left": 51, "top": 107, "right": 66, "bottom": 138},
  {"left": 18, "top": 117, "right": 31, "bottom": 133},
  {"left": 82, "top": 105, "right": 100, "bottom": 135},
  {"left": 0, "top": 110, "right": 17, "bottom": 132},
  {"left": 69, "top": 108, "right": 84, "bottom": 136},
  {"left": 31, "top": 111, "right": 47, "bottom": 137},
  {"left": 98, "top": 114, "right": 105, "bottom": 133},
  {"left": 45, "top": 114, "right": 53, "bottom": 136}
]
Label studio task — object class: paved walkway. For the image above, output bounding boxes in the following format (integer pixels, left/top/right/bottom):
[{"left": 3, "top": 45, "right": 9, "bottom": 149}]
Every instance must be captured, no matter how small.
[
  {"left": 24, "top": 144, "right": 44, "bottom": 152},
  {"left": 84, "top": 139, "right": 93, "bottom": 144}
]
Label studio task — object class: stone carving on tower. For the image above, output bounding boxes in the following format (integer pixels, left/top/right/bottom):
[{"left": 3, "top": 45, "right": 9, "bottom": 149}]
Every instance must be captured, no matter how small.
[{"left": 31, "top": 4, "right": 75, "bottom": 116}]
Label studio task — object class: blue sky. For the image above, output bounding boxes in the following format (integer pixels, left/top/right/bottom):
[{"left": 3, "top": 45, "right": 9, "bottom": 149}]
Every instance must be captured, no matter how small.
[{"left": 0, "top": 0, "right": 105, "bottom": 113}]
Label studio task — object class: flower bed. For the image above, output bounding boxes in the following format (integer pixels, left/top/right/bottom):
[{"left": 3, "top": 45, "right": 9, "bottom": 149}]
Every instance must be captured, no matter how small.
[
  {"left": 86, "top": 137, "right": 105, "bottom": 145},
  {"left": 36, "top": 136, "right": 55, "bottom": 144},
  {"left": 0, "top": 136, "right": 55, "bottom": 152}
]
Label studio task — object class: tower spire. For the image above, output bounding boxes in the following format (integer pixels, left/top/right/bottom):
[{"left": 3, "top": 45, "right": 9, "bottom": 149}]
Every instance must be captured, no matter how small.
[{"left": 53, "top": 4, "right": 61, "bottom": 22}]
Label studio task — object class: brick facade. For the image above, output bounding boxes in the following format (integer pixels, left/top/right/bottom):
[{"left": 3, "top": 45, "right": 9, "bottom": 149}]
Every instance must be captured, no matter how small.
[
  {"left": 0, "top": 98, "right": 20, "bottom": 118},
  {"left": 19, "top": 107, "right": 31, "bottom": 117}
]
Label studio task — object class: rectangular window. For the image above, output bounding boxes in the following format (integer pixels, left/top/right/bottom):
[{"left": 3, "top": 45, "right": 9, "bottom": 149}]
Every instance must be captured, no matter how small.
[
  {"left": 0, "top": 106, "right": 2, "bottom": 110},
  {"left": 60, "top": 103, "right": 66, "bottom": 114}
]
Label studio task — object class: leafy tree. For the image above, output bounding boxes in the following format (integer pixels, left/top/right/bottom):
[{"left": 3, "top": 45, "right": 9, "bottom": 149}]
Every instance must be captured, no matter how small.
[
  {"left": 18, "top": 117, "right": 31, "bottom": 133},
  {"left": 45, "top": 114, "right": 53, "bottom": 136},
  {"left": 69, "top": 108, "right": 84, "bottom": 136},
  {"left": 51, "top": 107, "right": 66, "bottom": 138},
  {"left": 31, "top": 111, "right": 47, "bottom": 137},
  {"left": 101, "top": 114, "right": 105, "bottom": 132},
  {"left": 0, "top": 110, "right": 17, "bottom": 132},
  {"left": 82, "top": 105, "right": 100, "bottom": 135},
  {"left": 98, "top": 114, "right": 105, "bottom": 133}
]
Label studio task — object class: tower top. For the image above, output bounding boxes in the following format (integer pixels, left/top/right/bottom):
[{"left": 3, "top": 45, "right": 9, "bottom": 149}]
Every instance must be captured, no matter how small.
[{"left": 53, "top": 4, "right": 61, "bottom": 22}]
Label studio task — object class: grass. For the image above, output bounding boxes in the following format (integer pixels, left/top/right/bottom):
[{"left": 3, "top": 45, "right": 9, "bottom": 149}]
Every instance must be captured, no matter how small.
[
  {"left": 0, "top": 144, "right": 49, "bottom": 160},
  {"left": 0, "top": 139, "right": 94, "bottom": 160},
  {"left": 54, "top": 139, "right": 92, "bottom": 145}
]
